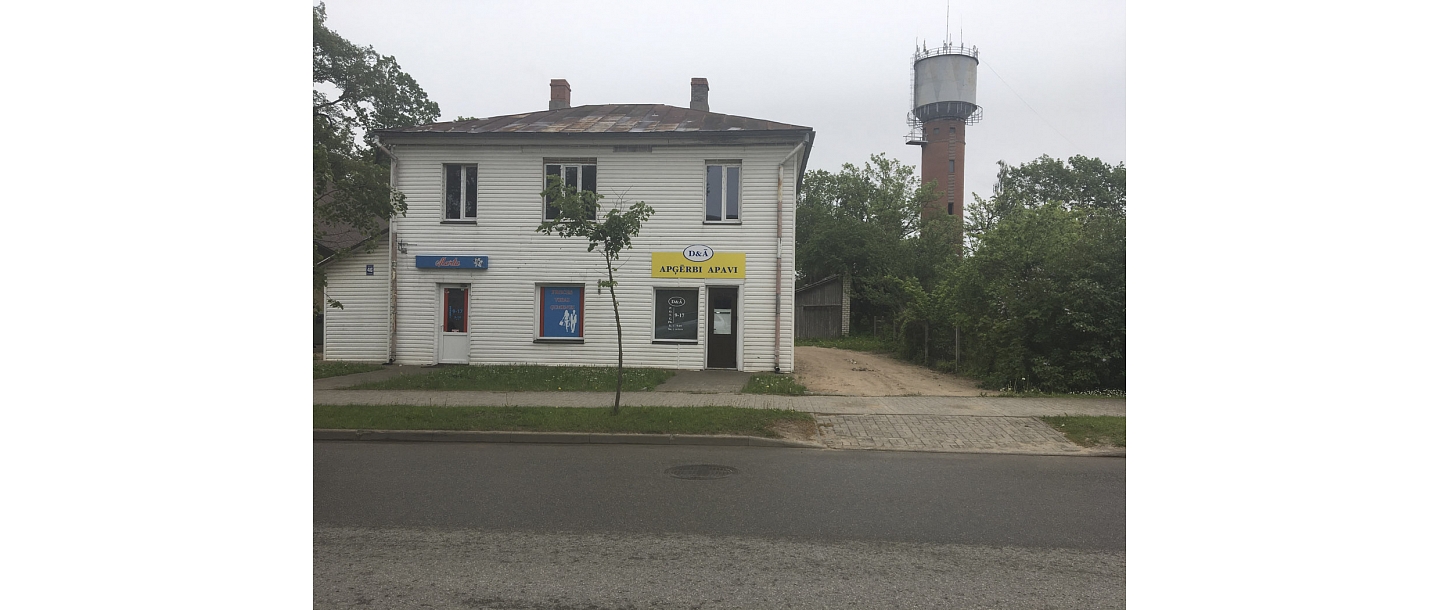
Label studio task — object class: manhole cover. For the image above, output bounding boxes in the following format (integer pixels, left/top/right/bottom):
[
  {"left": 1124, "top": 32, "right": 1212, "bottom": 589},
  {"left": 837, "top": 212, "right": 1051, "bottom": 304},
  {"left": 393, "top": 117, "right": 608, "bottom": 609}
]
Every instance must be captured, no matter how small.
[{"left": 665, "top": 464, "right": 738, "bottom": 480}]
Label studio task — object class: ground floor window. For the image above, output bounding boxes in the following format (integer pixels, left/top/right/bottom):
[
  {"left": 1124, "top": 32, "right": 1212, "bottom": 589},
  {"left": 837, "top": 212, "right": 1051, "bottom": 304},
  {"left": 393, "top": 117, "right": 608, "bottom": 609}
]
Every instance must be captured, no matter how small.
[
  {"left": 538, "top": 285, "right": 584, "bottom": 340},
  {"left": 654, "top": 288, "right": 699, "bottom": 342}
]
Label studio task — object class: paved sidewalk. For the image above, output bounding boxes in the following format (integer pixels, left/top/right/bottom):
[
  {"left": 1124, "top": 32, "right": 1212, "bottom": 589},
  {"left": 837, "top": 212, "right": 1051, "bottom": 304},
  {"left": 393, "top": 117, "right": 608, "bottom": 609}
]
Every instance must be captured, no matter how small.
[
  {"left": 815, "top": 414, "right": 1097, "bottom": 455},
  {"left": 314, "top": 372, "right": 1124, "bottom": 456},
  {"left": 653, "top": 370, "right": 752, "bottom": 393},
  {"left": 313, "top": 389, "right": 1124, "bottom": 417}
]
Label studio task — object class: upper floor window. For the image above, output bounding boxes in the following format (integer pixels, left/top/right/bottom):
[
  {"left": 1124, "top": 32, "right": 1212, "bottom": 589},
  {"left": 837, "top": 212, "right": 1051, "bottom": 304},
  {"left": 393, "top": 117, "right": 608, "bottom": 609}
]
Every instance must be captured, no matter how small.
[
  {"left": 705, "top": 161, "right": 740, "bottom": 222},
  {"left": 544, "top": 160, "right": 597, "bottom": 220},
  {"left": 444, "top": 164, "right": 478, "bottom": 221}
]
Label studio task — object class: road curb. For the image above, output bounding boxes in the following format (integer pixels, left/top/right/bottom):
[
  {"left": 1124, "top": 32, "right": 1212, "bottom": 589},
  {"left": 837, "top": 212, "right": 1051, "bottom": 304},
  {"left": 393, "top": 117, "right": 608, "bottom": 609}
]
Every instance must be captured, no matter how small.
[
  {"left": 815, "top": 446, "right": 1126, "bottom": 457},
  {"left": 313, "top": 429, "right": 823, "bottom": 448}
]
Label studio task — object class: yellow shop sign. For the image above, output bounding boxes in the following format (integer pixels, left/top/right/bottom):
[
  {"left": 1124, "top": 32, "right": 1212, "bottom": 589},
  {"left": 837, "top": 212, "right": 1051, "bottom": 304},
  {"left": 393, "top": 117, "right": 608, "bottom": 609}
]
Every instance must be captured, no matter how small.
[{"left": 652, "top": 248, "right": 745, "bottom": 278}]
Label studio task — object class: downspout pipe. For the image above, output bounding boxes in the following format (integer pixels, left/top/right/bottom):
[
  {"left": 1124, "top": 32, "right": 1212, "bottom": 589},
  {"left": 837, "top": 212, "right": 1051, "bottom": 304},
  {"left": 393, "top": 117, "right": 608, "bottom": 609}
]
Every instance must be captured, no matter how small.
[
  {"left": 375, "top": 141, "right": 400, "bottom": 364},
  {"left": 775, "top": 137, "right": 808, "bottom": 373}
]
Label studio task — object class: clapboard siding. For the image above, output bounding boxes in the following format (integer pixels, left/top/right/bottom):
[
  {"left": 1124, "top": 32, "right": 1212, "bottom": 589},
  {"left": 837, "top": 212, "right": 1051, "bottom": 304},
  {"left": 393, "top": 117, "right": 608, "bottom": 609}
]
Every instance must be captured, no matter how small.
[
  {"left": 388, "top": 140, "right": 800, "bottom": 372},
  {"left": 323, "top": 246, "right": 390, "bottom": 362}
]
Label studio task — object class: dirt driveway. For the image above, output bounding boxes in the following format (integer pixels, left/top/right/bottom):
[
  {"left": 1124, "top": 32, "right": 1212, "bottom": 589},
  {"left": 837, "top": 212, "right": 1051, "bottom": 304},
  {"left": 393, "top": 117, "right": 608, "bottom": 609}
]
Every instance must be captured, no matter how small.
[{"left": 793, "top": 346, "right": 985, "bottom": 396}]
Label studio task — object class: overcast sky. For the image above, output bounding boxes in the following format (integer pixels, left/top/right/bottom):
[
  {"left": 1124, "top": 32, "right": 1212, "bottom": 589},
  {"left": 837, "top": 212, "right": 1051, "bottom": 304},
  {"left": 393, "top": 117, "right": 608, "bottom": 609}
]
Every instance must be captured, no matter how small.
[{"left": 319, "top": 0, "right": 1124, "bottom": 201}]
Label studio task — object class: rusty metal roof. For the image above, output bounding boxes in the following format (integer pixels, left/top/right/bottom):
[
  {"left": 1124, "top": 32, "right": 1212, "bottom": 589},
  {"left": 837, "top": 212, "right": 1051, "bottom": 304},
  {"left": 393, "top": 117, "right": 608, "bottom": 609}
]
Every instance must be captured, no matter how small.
[{"left": 380, "top": 104, "right": 811, "bottom": 136}]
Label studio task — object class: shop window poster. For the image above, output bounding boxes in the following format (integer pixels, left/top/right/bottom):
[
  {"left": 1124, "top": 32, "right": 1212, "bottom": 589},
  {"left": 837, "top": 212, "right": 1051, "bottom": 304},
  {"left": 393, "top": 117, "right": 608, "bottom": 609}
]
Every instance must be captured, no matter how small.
[
  {"left": 542, "top": 287, "right": 582, "bottom": 338},
  {"left": 655, "top": 289, "right": 699, "bottom": 341}
]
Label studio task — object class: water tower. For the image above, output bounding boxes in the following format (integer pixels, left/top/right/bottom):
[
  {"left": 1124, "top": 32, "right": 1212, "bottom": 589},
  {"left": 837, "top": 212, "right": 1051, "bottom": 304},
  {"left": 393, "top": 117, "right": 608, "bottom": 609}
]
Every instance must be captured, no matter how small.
[{"left": 906, "top": 39, "right": 982, "bottom": 221}]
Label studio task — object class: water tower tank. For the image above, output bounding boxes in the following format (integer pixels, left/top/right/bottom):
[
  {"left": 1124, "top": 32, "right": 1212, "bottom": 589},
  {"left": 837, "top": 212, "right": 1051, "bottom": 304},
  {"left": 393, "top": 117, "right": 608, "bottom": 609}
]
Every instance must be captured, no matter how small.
[{"left": 912, "top": 45, "right": 981, "bottom": 123}]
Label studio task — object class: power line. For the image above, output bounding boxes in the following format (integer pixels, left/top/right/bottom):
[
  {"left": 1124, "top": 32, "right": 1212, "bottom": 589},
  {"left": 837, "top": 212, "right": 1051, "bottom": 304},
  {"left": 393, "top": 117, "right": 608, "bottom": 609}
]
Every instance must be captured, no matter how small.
[{"left": 979, "top": 57, "right": 1080, "bottom": 150}]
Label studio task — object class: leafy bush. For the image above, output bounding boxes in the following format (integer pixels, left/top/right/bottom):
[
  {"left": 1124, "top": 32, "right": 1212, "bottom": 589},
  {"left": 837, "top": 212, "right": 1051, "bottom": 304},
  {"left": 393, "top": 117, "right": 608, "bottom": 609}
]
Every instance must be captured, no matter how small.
[{"left": 952, "top": 202, "right": 1125, "bottom": 392}]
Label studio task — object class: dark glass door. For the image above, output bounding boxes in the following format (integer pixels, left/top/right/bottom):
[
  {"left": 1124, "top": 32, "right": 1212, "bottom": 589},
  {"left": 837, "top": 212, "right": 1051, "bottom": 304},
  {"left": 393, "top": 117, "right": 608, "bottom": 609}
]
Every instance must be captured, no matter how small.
[{"left": 706, "top": 287, "right": 738, "bottom": 369}]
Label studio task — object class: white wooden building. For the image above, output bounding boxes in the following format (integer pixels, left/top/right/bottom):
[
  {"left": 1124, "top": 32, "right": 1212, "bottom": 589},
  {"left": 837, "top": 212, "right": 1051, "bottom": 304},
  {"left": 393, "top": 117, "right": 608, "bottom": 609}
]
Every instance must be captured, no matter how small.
[{"left": 322, "top": 78, "right": 814, "bottom": 372}]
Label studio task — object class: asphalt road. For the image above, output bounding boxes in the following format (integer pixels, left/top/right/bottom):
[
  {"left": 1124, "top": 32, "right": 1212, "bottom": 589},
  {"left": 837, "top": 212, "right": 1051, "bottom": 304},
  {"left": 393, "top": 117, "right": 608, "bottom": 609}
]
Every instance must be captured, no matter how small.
[{"left": 315, "top": 443, "right": 1125, "bottom": 609}]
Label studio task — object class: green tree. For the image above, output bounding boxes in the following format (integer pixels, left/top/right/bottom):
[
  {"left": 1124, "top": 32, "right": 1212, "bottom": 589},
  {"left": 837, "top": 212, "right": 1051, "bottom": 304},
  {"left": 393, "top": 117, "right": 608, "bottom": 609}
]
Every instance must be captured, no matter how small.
[
  {"left": 894, "top": 273, "right": 958, "bottom": 365},
  {"left": 796, "top": 153, "right": 941, "bottom": 329},
  {"left": 537, "top": 177, "right": 656, "bottom": 414},
  {"left": 313, "top": 2, "right": 440, "bottom": 311},
  {"left": 951, "top": 154, "right": 1126, "bottom": 392},
  {"left": 965, "top": 154, "right": 1125, "bottom": 248},
  {"left": 795, "top": 152, "right": 1125, "bottom": 391}
]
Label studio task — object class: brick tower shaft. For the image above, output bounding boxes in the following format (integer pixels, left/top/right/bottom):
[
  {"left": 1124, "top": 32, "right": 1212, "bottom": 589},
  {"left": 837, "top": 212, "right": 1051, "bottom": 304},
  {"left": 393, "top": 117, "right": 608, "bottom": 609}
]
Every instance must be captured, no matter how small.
[{"left": 919, "top": 118, "right": 965, "bottom": 221}]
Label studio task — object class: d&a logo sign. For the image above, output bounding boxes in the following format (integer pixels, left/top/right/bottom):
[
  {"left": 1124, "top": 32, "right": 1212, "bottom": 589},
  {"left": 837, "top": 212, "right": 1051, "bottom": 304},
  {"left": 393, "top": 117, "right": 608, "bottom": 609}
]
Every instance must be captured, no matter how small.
[{"left": 683, "top": 245, "right": 714, "bottom": 262}]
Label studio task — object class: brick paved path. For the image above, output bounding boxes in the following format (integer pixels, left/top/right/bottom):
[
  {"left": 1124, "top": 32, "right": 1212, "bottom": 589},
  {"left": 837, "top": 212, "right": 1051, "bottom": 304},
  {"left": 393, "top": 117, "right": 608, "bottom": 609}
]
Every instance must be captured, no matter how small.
[{"left": 814, "top": 414, "right": 1085, "bottom": 455}]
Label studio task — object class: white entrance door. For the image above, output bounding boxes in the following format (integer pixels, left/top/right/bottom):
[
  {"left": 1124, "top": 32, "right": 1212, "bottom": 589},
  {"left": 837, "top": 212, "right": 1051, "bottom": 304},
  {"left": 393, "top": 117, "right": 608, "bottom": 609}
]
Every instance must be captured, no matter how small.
[{"left": 437, "top": 285, "right": 471, "bottom": 364}]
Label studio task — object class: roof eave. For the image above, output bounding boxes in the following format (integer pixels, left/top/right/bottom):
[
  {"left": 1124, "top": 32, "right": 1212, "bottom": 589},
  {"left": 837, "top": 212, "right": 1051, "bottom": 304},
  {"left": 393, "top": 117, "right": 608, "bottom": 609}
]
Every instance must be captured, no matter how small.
[{"left": 375, "top": 128, "right": 813, "bottom": 142}]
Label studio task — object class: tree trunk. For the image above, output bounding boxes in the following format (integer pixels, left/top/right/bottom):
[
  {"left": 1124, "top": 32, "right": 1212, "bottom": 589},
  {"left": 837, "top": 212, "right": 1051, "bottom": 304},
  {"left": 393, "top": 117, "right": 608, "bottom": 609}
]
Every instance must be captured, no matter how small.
[{"left": 607, "top": 261, "right": 623, "bottom": 415}]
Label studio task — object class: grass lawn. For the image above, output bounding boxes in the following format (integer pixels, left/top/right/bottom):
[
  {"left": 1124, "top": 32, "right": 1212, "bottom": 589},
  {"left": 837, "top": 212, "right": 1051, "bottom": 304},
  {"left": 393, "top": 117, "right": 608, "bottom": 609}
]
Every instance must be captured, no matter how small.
[
  {"left": 1039, "top": 415, "right": 1125, "bottom": 448},
  {"left": 351, "top": 365, "right": 674, "bottom": 392},
  {"left": 795, "top": 335, "right": 898, "bottom": 353},
  {"left": 742, "top": 374, "right": 808, "bottom": 395},
  {"left": 314, "top": 361, "right": 385, "bottom": 379},
  {"left": 315, "top": 405, "right": 813, "bottom": 438}
]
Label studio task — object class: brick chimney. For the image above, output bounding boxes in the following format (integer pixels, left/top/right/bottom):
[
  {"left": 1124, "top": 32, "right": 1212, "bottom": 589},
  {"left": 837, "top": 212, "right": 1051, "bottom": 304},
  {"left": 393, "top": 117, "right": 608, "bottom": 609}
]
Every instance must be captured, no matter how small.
[
  {"left": 690, "top": 78, "right": 709, "bottom": 112},
  {"left": 549, "top": 79, "right": 571, "bottom": 110}
]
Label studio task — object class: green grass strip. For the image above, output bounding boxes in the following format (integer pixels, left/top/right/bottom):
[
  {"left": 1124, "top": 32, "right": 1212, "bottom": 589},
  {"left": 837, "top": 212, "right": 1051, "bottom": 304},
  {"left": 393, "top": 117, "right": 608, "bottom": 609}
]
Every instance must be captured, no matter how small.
[
  {"left": 315, "top": 405, "right": 812, "bottom": 438},
  {"left": 314, "top": 361, "right": 385, "bottom": 379},
  {"left": 351, "top": 365, "right": 674, "bottom": 392},
  {"left": 1038, "top": 415, "right": 1126, "bottom": 447},
  {"left": 795, "top": 335, "right": 898, "bottom": 353},
  {"left": 742, "top": 374, "right": 808, "bottom": 395}
]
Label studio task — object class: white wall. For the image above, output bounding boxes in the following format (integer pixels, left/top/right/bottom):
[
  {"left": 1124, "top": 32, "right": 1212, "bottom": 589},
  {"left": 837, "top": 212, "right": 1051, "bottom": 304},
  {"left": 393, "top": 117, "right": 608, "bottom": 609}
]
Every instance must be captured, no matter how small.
[
  {"left": 322, "top": 244, "right": 390, "bottom": 362},
  {"left": 388, "top": 139, "right": 801, "bottom": 372}
]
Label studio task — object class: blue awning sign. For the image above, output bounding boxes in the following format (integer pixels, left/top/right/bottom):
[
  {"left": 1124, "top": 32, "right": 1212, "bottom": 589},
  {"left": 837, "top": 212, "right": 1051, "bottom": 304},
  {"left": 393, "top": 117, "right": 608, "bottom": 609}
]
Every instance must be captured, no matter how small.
[{"left": 416, "top": 255, "right": 489, "bottom": 269}]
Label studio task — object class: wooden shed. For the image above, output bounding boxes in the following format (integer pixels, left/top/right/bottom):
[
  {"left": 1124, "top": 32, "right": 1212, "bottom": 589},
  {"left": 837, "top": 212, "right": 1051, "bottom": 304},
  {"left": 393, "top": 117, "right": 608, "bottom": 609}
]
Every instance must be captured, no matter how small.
[{"left": 794, "top": 274, "right": 850, "bottom": 338}]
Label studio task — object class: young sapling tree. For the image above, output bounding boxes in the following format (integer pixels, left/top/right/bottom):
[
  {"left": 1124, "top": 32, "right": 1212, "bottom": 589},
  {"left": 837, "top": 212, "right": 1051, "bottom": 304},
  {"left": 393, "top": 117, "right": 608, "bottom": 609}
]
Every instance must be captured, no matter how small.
[{"left": 536, "top": 177, "right": 655, "bottom": 414}]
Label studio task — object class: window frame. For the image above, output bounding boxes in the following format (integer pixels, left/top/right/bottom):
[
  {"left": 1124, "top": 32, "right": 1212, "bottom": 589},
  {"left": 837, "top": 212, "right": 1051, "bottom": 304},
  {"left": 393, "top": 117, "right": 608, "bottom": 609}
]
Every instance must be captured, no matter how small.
[
  {"left": 704, "top": 160, "right": 742, "bottom": 223},
  {"left": 442, "top": 163, "right": 478, "bottom": 222},
  {"left": 543, "top": 159, "right": 598, "bottom": 221},
  {"left": 652, "top": 287, "right": 701, "bottom": 344},
  {"left": 534, "top": 283, "right": 586, "bottom": 343}
]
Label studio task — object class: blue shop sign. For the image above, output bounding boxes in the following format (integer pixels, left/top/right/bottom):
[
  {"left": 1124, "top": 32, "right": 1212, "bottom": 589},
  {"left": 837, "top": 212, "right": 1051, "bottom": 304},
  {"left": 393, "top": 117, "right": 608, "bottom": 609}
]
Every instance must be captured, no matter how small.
[{"left": 416, "top": 255, "right": 489, "bottom": 269}]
